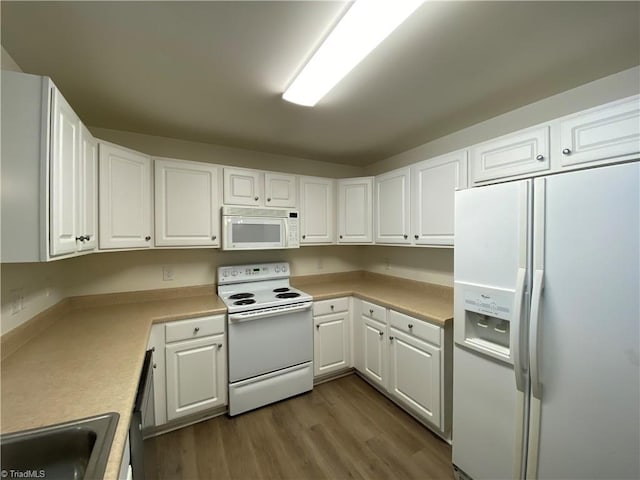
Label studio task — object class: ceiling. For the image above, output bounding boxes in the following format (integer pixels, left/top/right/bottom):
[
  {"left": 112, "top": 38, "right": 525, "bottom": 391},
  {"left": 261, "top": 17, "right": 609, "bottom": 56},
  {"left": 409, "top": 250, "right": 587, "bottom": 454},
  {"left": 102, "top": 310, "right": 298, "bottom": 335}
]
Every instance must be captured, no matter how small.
[{"left": 2, "top": 1, "right": 639, "bottom": 167}]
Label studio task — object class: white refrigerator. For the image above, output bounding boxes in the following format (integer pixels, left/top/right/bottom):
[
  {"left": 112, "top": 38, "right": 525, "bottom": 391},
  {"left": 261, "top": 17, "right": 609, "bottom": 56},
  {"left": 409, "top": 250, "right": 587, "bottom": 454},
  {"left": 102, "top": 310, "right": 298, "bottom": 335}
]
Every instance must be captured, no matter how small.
[{"left": 452, "top": 161, "right": 639, "bottom": 479}]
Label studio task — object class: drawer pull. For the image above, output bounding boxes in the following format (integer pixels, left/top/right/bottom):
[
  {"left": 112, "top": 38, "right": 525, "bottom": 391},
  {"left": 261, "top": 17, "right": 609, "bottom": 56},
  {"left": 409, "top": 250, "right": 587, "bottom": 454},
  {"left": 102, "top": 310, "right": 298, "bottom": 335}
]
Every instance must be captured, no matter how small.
[
  {"left": 379, "top": 331, "right": 384, "bottom": 337},
  {"left": 194, "top": 327, "right": 200, "bottom": 334},
  {"left": 316, "top": 324, "right": 320, "bottom": 330},
  {"left": 369, "top": 309, "right": 374, "bottom": 315},
  {"left": 408, "top": 324, "right": 414, "bottom": 329},
  {"left": 330, "top": 305, "right": 334, "bottom": 310},
  {"left": 389, "top": 336, "right": 394, "bottom": 341},
  {"left": 562, "top": 148, "right": 571, "bottom": 155}
]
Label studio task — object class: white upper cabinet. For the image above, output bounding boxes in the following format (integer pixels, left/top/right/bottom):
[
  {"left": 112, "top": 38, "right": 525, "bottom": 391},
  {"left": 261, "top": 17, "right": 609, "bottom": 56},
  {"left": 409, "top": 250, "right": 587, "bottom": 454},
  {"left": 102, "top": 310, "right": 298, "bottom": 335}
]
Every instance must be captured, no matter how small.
[
  {"left": 411, "top": 150, "right": 468, "bottom": 246},
  {"left": 155, "top": 158, "right": 221, "bottom": 247},
  {"left": 375, "top": 167, "right": 411, "bottom": 244},
  {"left": 264, "top": 172, "right": 297, "bottom": 208},
  {"left": 224, "top": 167, "right": 297, "bottom": 208},
  {"left": 77, "top": 125, "right": 98, "bottom": 252},
  {"left": 223, "top": 167, "right": 262, "bottom": 206},
  {"left": 99, "top": 142, "right": 153, "bottom": 250},
  {"left": 299, "top": 176, "right": 335, "bottom": 244},
  {"left": 470, "top": 125, "right": 550, "bottom": 184},
  {"left": 0, "top": 72, "right": 99, "bottom": 262},
  {"left": 337, "top": 177, "right": 373, "bottom": 244},
  {"left": 558, "top": 95, "right": 640, "bottom": 168},
  {"left": 49, "top": 87, "right": 81, "bottom": 257}
]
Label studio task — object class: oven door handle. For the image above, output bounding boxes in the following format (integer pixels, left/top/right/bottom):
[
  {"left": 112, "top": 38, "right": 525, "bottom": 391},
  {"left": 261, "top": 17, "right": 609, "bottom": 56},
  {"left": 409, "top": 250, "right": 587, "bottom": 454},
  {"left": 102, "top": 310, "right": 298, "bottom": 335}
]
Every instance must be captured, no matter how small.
[{"left": 228, "top": 301, "right": 313, "bottom": 322}]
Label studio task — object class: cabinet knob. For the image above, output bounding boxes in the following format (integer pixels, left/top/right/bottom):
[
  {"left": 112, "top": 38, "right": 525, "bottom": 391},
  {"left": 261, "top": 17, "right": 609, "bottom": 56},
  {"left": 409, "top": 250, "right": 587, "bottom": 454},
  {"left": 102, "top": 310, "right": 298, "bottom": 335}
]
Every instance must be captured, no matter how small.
[
  {"left": 330, "top": 305, "right": 334, "bottom": 310},
  {"left": 211, "top": 235, "right": 217, "bottom": 241},
  {"left": 339, "top": 235, "right": 343, "bottom": 239},
  {"left": 267, "top": 198, "right": 271, "bottom": 202},
  {"left": 408, "top": 324, "right": 414, "bottom": 329},
  {"left": 379, "top": 331, "right": 384, "bottom": 337},
  {"left": 153, "top": 363, "right": 157, "bottom": 369},
  {"left": 254, "top": 196, "right": 259, "bottom": 201},
  {"left": 145, "top": 236, "right": 151, "bottom": 241},
  {"left": 302, "top": 235, "right": 306, "bottom": 239},
  {"left": 369, "top": 309, "right": 374, "bottom": 315},
  {"left": 316, "top": 324, "right": 320, "bottom": 330},
  {"left": 536, "top": 154, "right": 544, "bottom": 161},
  {"left": 217, "top": 343, "right": 222, "bottom": 350},
  {"left": 403, "top": 234, "right": 408, "bottom": 239},
  {"left": 414, "top": 234, "right": 419, "bottom": 240},
  {"left": 75, "top": 235, "right": 86, "bottom": 242},
  {"left": 194, "top": 327, "right": 200, "bottom": 334},
  {"left": 562, "top": 148, "right": 571, "bottom": 155},
  {"left": 389, "top": 336, "right": 394, "bottom": 341}
]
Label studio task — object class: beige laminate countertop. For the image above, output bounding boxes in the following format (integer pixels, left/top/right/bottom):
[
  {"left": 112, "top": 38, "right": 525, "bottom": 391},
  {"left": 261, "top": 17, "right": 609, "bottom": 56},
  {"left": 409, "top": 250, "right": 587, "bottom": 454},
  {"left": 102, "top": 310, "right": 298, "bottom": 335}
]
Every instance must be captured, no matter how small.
[
  {"left": 0, "top": 272, "right": 452, "bottom": 480},
  {"left": 293, "top": 271, "right": 453, "bottom": 326},
  {"left": 1, "top": 290, "right": 226, "bottom": 480}
]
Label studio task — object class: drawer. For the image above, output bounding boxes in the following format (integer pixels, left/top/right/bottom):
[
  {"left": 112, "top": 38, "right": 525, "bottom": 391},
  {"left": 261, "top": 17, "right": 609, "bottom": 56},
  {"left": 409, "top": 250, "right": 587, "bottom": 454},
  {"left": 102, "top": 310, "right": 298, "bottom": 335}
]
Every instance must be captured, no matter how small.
[
  {"left": 313, "top": 297, "right": 349, "bottom": 316},
  {"left": 165, "top": 315, "right": 225, "bottom": 343},
  {"left": 388, "top": 310, "right": 441, "bottom": 347},
  {"left": 362, "top": 301, "right": 386, "bottom": 323}
]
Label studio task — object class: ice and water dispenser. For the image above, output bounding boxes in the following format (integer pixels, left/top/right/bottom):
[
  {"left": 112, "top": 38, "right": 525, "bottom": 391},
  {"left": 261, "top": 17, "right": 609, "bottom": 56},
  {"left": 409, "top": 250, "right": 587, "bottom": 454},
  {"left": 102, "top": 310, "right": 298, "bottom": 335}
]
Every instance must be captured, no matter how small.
[{"left": 454, "top": 283, "right": 515, "bottom": 364}]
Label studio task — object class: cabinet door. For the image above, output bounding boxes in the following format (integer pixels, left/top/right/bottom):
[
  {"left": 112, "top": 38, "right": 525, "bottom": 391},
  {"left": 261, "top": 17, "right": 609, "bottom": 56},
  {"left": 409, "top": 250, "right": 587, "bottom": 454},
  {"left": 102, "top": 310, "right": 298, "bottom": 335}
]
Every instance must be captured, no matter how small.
[
  {"left": 166, "top": 334, "right": 226, "bottom": 421},
  {"left": 265, "top": 172, "right": 297, "bottom": 208},
  {"left": 471, "top": 125, "right": 550, "bottom": 184},
  {"left": 389, "top": 327, "right": 441, "bottom": 429},
  {"left": 223, "top": 167, "right": 262, "bottom": 206},
  {"left": 299, "top": 176, "right": 335, "bottom": 244},
  {"left": 411, "top": 151, "right": 467, "bottom": 246},
  {"left": 50, "top": 88, "right": 80, "bottom": 257},
  {"left": 77, "top": 124, "right": 98, "bottom": 252},
  {"left": 155, "top": 159, "right": 220, "bottom": 247},
  {"left": 362, "top": 316, "right": 387, "bottom": 389},
  {"left": 314, "top": 311, "right": 350, "bottom": 377},
  {"left": 99, "top": 143, "right": 152, "bottom": 249},
  {"left": 375, "top": 167, "right": 411, "bottom": 244},
  {"left": 559, "top": 95, "right": 640, "bottom": 168},
  {"left": 337, "top": 177, "right": 373, "bottom": 243}
]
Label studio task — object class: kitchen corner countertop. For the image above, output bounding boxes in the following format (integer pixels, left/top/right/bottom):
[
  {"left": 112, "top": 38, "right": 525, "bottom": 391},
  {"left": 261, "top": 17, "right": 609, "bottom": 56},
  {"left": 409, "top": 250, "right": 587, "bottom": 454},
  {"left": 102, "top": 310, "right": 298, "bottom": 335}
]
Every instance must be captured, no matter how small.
[
  {"left": 1, "top": 289, "right": 227, "bottom": 480},
  {"left": 292, "top": 271, "right": 453, "bottom": 326},
  {"left": 0, "top": 272, "right": 452, "bottom": 480}
]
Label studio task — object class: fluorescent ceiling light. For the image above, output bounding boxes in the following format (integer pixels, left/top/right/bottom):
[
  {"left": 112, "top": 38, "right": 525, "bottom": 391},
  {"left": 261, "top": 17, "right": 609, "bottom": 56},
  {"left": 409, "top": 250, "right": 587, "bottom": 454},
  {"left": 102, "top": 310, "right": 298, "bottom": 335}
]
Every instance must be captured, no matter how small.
[{"left": 282, "top": 0, "right": 424, "bottom": 107}]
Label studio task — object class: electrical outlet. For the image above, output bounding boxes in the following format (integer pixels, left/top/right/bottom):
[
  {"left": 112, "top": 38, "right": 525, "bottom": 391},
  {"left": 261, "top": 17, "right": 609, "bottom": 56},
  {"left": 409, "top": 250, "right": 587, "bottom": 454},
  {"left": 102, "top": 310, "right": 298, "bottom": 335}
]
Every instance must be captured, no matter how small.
[{"left": 163, "top": 266, "right": 174, "bottom": 281}]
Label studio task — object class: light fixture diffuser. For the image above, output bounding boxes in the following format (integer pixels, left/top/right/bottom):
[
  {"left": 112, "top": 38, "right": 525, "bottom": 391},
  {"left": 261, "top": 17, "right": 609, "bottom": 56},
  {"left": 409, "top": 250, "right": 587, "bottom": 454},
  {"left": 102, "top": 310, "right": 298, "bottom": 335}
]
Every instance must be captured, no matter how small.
[{"left": 282, "top": 0, "right": 424, "bottom": 107}]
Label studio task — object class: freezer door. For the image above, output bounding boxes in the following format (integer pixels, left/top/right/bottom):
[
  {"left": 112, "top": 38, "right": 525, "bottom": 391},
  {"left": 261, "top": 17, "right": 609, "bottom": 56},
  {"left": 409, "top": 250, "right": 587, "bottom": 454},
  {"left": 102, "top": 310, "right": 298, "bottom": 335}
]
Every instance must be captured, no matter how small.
[
  {"left": 453, "top": 180, "right": 531, "bottom": 479},
  {"left": 527, "top": 161, "right": 640, "bottom": 479}
]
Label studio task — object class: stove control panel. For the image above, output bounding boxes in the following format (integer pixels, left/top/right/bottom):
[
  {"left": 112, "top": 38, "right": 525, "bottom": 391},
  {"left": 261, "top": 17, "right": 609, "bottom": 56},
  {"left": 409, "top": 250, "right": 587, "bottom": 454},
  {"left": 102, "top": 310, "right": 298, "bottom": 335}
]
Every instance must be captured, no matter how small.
[{"left": 218, "top": 262, "right": 290, "bottom": 284}]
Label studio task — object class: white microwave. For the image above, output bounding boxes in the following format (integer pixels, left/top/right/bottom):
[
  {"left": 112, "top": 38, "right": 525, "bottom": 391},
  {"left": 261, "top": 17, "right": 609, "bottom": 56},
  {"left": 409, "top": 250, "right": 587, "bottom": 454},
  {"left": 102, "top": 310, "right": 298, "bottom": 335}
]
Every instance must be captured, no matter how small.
[{"left": 221, "top": 206, "right": 300, "bottom": 250}]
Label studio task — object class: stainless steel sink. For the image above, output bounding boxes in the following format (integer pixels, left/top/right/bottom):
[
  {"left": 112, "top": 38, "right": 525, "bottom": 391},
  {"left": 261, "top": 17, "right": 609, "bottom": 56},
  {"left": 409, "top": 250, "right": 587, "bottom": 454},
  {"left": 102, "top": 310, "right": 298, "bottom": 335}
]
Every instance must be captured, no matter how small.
[{"left": 0, "top": 412, "right": 119, "bottom": 480}]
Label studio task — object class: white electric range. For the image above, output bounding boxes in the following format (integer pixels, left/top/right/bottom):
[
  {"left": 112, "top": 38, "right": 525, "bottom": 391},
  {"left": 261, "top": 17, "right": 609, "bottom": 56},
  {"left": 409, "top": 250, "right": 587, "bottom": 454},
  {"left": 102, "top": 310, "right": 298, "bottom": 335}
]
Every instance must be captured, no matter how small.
[{"left": 217, "top": 262, "right": 313, "bottom": 416}]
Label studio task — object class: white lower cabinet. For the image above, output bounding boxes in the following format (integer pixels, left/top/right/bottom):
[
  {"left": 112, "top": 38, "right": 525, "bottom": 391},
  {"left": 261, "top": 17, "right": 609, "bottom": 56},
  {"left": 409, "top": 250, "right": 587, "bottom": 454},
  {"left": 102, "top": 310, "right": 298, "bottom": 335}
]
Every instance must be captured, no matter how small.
[
  {"left": 148, "top": 315, "right": 227, "bottom": 427},
  {"left": 354, "top": 299, "right": 448, "bottom": 434},
  {"left": 388, "top": 327, "right": 441, "bottom": 430},
  {"left": 313, "top": 298, "right": 351, "bottom": 377}
]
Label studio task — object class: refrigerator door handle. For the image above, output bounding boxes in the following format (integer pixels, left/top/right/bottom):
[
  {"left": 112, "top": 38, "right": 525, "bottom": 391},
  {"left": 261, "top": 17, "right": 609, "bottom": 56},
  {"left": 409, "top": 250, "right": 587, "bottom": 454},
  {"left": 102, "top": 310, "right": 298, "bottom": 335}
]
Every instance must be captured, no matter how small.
[
  {"left": 512, "top": 267, "right": 527, "bottom": 392},
  {"left": 529, "top": 268, "right": 545, "bottom": 400}
]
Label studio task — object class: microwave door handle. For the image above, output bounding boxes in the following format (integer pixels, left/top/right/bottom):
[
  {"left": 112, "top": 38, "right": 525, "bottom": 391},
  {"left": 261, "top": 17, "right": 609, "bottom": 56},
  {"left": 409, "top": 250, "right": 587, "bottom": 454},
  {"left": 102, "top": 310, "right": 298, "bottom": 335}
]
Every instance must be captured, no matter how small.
[{"left": 283, "top": 219, "right": 289, "bottom": 247}]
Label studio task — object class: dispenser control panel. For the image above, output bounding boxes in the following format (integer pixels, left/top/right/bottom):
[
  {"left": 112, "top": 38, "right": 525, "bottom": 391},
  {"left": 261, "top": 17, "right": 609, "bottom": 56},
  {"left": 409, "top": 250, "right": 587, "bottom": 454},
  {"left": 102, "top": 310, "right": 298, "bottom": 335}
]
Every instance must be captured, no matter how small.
[{"left": 464, "top": 287, "right": 513, "bottom": 321}]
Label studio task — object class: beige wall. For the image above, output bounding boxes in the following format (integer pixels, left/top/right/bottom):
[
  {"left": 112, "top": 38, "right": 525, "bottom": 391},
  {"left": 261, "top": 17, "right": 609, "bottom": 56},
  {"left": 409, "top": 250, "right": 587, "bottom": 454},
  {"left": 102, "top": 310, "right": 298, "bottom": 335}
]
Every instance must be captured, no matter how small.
[
  {"left": 91, "top": 127, "right": 364, "bottom": 178},
  {"left": 66, "top": 246, "right": 364, "bottom": 297},
  {"left": 1, "top": 45, "right": 22, "bottom": 72},
  {"left": 362, "top": 246, "right": 453, "bottom": 287},
  {"left": 365, "top": 66, "right": 640, "bottom": 175}
]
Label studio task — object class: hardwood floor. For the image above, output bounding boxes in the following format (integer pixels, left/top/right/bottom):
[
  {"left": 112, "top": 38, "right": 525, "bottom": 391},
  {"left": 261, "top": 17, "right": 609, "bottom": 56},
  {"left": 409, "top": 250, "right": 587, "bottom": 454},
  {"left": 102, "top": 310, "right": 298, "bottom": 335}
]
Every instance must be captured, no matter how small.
[{"left": 144, "top": 374, "right": 454, "bottom": 480}]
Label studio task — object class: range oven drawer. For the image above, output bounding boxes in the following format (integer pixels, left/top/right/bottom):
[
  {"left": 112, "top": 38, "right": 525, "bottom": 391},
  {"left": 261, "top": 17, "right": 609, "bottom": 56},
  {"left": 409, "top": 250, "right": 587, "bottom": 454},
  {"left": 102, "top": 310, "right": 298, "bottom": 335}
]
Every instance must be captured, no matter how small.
[{"left": 228, "top": 362, "right": 313, "bottom": 416}]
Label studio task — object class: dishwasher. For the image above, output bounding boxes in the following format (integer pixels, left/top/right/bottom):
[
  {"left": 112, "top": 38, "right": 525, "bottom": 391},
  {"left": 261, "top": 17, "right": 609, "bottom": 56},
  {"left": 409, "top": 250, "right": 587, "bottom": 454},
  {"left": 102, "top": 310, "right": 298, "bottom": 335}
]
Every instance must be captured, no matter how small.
[{"left": 129, "top": 349, "right": 155, "bottom": 480}]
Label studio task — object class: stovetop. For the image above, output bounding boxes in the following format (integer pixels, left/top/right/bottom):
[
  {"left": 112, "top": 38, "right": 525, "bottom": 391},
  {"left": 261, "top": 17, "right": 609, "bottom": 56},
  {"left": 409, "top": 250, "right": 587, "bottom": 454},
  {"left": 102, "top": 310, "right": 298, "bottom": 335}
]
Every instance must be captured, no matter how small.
[{"left": 217, "top": 262, "right": 312, "bottom": 313}]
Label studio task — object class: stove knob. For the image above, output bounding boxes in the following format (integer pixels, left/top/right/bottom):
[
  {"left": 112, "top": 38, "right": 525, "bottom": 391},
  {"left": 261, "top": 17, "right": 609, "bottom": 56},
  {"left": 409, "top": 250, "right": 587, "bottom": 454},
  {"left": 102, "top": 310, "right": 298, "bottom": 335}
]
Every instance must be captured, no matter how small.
[
  {"left": 275, "top": 266, "right": 280, "bottom": 272},
  {"left": 232, "top": 270, "right": 237, "bottom": 276},
  {"left": 245, "top": 268, "right": 251, "bottom": 275},
  {"left": 282, "top": 265, "right": 287, "bottom": 272},
  {"left": 223, "top": 271, "right": 228, "bottom": 277}
]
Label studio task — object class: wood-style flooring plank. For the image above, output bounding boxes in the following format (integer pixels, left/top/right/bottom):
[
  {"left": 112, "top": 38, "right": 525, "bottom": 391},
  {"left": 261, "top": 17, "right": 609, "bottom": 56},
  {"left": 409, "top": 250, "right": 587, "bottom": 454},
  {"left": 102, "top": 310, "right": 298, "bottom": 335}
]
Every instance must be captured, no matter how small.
[{"left": 145, "top": 374, "right": 454, "bottom": 480}]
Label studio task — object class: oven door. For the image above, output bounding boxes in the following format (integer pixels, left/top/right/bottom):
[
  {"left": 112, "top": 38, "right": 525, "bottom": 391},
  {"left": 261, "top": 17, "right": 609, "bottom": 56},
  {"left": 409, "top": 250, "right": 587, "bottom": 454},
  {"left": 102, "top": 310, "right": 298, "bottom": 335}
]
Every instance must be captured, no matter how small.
[
  {"left": 228, "top": 302, "right": 313, "bottom": 382},
  {"left": 222, "top": 216, "right": 287, "bottom": 250}
]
